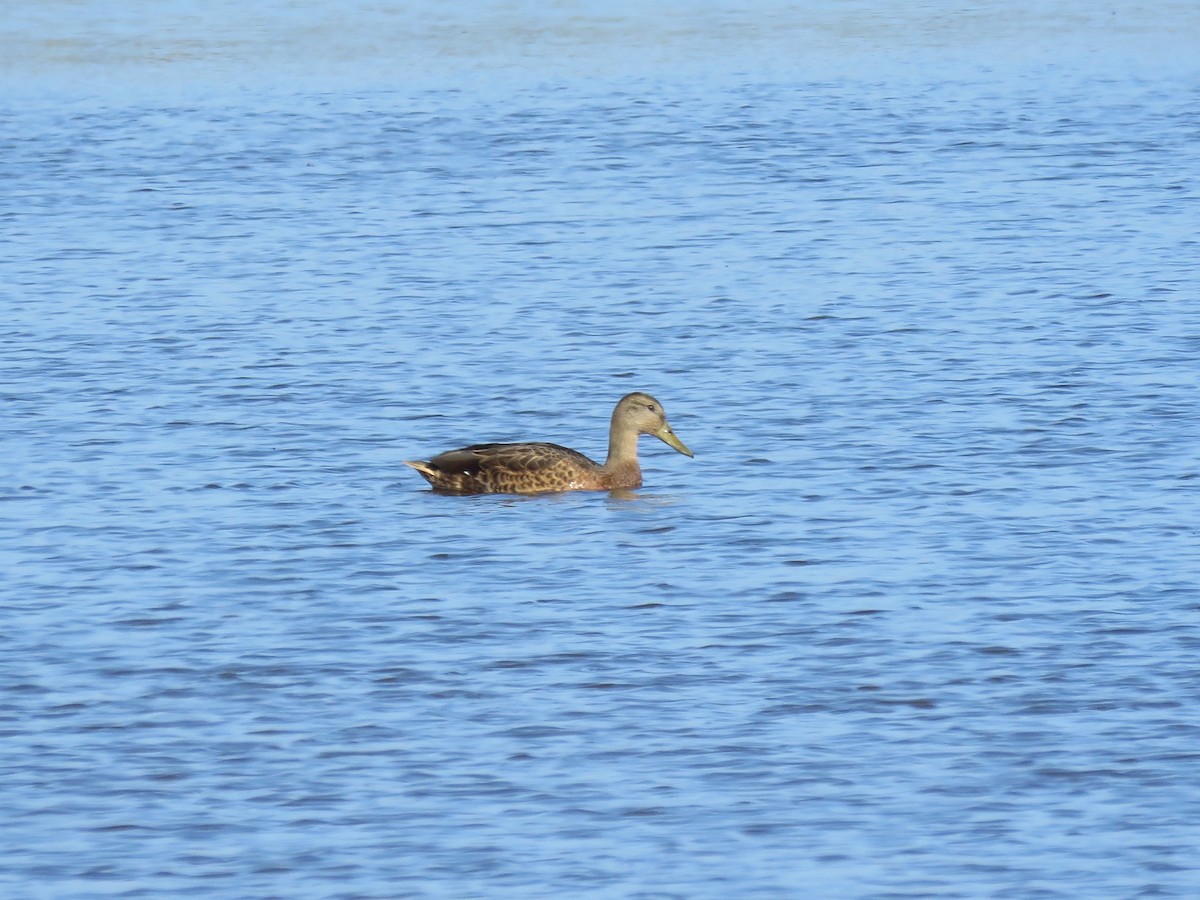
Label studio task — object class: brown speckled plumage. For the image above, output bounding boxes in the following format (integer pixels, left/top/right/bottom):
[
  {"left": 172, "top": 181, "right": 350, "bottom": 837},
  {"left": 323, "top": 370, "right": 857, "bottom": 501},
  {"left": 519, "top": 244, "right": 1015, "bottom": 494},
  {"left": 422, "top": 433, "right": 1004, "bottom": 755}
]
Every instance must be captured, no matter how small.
[{"left": 404, "top": 392, "right": 693, "bottom": 494}]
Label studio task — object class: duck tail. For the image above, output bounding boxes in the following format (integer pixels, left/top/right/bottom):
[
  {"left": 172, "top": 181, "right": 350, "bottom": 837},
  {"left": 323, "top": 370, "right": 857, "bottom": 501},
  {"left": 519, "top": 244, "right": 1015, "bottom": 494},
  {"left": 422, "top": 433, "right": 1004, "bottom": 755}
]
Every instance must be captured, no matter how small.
[{"left": 403, "top": 460, "right": 437, "bottom": 483}]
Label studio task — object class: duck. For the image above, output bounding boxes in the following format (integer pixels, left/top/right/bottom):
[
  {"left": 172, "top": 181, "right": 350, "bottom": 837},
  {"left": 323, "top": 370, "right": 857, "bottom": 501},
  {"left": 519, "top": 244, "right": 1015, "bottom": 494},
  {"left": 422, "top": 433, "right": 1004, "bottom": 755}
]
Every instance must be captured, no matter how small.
[{"left": 404, "top": 392, "right": 693, "bottom": 494}]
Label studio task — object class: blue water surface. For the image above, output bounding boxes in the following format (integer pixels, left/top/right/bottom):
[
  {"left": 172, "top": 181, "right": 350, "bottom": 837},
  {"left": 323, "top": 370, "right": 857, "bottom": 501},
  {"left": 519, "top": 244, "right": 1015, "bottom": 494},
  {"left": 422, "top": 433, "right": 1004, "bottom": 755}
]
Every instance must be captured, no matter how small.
[{"left": 3, "top": 2, "right": 1199, "bottom": 897}]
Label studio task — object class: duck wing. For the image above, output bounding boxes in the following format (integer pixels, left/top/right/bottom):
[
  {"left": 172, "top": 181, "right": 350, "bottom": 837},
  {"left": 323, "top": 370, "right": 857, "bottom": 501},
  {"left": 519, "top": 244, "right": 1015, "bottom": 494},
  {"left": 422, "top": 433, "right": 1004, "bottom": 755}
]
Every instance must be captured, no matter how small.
[{"left": 429, "top": 442, "right": 596, "bottom": 477}]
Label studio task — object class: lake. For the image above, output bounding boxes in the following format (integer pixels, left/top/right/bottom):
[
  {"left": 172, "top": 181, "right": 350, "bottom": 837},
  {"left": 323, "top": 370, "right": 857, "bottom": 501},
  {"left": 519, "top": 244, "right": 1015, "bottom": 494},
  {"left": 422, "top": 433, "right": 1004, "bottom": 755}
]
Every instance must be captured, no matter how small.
[{"left": 2, "top": 1, "right": 1199, "bottom": 897}]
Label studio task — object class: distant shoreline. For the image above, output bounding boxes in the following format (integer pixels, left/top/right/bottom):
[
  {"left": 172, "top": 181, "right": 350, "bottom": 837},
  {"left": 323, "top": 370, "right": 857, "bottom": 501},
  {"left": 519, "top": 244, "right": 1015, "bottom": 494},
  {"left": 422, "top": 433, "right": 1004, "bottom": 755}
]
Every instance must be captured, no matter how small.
[{"left": 4, "top": 0, "right": 1199, "bottom": 97}]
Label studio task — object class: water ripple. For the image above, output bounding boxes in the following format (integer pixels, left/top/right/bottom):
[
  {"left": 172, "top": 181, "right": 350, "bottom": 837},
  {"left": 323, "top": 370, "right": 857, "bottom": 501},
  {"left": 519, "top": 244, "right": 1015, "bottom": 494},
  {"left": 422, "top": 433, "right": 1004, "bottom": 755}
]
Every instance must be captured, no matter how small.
[{"left": 3, "top": 46, "right": 1199, "bottom": 900}]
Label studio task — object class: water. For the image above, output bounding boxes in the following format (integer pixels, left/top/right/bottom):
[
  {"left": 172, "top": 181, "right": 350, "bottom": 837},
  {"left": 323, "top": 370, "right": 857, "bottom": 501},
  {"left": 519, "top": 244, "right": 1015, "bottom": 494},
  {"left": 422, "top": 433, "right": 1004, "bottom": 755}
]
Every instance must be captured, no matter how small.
[{"left": 3, "top": 2, "right": 1200, "bottom": 897}]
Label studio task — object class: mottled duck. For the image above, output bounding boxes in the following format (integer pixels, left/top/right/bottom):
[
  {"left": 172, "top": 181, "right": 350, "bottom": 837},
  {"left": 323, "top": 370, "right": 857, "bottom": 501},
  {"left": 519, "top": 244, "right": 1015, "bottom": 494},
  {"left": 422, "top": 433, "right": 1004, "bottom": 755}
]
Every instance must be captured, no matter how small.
[{"left": 404, "top": 392, "right": 693, "bottom": 494}]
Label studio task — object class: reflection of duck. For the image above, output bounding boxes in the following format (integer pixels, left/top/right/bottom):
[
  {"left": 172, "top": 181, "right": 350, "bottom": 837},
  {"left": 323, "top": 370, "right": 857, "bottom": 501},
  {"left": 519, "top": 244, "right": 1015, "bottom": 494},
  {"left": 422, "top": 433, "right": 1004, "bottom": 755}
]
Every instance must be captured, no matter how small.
[{"left": 405, "top": 392, "right": 693, "bottom": 494}]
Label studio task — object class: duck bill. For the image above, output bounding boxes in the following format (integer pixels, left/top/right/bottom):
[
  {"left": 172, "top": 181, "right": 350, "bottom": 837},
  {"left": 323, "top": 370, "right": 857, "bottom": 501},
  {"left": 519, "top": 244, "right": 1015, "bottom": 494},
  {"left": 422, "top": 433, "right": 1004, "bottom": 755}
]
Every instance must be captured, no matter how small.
[{"left": 655, "top": 424, "right": 694, "bottom": 458}]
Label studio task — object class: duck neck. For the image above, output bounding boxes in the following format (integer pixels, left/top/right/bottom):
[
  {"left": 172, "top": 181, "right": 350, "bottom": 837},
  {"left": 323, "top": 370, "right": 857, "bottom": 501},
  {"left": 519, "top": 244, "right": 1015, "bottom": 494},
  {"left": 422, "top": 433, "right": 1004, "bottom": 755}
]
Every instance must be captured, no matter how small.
[{"left": 603, "top": 420, "right": 642, "bottom": 487}]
